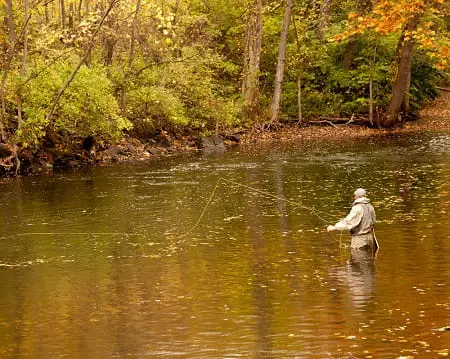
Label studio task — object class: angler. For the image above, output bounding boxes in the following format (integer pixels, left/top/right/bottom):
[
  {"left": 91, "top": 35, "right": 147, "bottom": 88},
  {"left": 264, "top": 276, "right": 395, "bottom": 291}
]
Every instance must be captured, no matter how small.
[{"left": 327, "top": 188, "right": 378, "bottom": 252}]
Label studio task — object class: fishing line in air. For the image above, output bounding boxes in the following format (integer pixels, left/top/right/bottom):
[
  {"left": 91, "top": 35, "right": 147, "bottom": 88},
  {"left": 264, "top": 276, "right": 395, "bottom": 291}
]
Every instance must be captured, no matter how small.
[
  {"left": 17, "top": 178, "right": 342, "bottom": 245},
  {"left": 179, "top": 177, "right": 336, "bottom": 239}
]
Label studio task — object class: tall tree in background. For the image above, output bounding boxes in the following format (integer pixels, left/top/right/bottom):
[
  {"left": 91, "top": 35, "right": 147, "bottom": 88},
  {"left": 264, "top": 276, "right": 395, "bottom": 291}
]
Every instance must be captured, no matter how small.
[
  {"left": 120, "top": 0, "right": 142, "bottom": 114},
  {"left": 270, "top": 0, "right": 294, "bottom": 125},
  {"left": 17, "top": 0, "right": 29, "bottom": 129},
  {"left": 317, "top": 0, "right": 332, "bottom": 41},
  {"left": 241, "top": 0, "right": 263, "bottom": 122},
  {"left": 1, "top": 0, "right": 16, "bottom": 140},
  {"left": 60, "top": 0, "right": 66, "bottom": 28},
  {"left": 385, "top": 14, "right": 420, "bottom": 127},
  {"left": 335, "top": 0, "right": 449, "bottom": 127},
  {"left": 343, "top": 0, "right": 372, "bottom": 70}
]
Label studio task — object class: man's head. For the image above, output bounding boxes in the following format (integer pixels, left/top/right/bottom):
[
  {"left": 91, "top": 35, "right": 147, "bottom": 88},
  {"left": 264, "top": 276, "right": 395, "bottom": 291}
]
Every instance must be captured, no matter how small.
[{"left": 354, "top": 188, "right": 367, "bottom": 199}]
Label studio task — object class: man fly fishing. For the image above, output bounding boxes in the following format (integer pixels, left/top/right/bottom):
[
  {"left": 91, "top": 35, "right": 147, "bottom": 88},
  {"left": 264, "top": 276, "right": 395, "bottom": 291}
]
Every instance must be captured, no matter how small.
[{"left": 327, "top": 188, "right": 378, "bottom": 252}]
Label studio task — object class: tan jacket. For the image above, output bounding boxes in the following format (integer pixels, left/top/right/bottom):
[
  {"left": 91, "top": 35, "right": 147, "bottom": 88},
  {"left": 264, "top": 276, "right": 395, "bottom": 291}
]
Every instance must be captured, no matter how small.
[{"left": 333, "top": 197, "right": 376, "bottom": 249}]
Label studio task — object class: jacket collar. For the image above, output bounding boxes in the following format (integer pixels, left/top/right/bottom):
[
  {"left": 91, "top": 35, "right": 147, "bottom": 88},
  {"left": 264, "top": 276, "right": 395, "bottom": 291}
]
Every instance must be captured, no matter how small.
[{"left": 353, "top": 196, "right": 370, "bottom": 206}]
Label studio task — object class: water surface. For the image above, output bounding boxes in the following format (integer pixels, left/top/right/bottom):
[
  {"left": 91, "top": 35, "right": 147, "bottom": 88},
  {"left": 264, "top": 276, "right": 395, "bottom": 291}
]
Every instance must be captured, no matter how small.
[{"left": 1, "top": 133, "right": 449, "bottom": 358}]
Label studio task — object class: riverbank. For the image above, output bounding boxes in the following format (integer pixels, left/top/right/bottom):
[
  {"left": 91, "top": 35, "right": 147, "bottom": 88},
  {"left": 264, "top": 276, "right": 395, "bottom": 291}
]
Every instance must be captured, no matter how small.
[
  {"left": 93, "top": 92, "right": 450, "bottom": 164},
  {"left": 239, "top": 92, "right": 450, "bottom": 145},
  {"left": 2, "top": 92, "right": 449, "bottom": 177}
]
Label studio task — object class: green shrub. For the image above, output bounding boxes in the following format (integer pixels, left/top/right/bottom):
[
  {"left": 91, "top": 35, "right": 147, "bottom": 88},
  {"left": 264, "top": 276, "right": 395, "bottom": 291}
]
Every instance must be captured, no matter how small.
[
  {"left": 121, "top": 46, "right": 240, "bottom": 133},
  {"left": 17, "top": 62, "right": 131, "bottom": 148}
]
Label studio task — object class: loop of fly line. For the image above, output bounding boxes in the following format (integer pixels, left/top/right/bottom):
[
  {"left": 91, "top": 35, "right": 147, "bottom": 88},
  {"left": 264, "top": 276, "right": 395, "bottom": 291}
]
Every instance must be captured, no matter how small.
[{"left": 179, "top": 177, "right": 337, "bottom": 239}]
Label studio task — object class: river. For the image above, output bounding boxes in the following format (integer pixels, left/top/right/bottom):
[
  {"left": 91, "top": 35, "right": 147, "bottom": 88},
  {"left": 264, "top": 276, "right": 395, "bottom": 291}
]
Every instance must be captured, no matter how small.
[{"left": 1, "top": 132, "right": 449, "bottom": 358}]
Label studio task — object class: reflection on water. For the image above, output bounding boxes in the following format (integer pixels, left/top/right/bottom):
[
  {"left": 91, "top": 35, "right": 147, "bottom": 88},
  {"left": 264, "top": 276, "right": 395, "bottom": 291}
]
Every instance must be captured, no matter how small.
[
  {"left": 341, "top": 249, "right": 376, "bottom": 310},
  {"left": 1, "top": 133, "right": 450, "bottom": 358}
]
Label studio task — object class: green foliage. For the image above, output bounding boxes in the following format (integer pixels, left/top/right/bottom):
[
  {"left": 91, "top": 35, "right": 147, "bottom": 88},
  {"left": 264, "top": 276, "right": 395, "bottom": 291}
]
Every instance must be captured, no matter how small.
[
  {"left": 280, "top": 31, "right": 400, "bottom": 118},
  {"left": 0, "top": 0, "right": 446, "bottom": 158},
  {"left": 121, "top": 46, "right": 240, "bottom": 135},
  {"left": 409, "top": 51, "right": 443, "bottom": 111},
  {"left": 17, "top": 62, "right": 131, "bottom": 148},
  {"left": 126, "top": 85, "right": 189, "bottom": 138}
]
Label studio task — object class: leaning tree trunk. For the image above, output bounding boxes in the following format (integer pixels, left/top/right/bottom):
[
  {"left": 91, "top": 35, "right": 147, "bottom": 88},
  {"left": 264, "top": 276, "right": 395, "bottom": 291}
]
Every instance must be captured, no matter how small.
[
  {"left": 269, "top": 0, "right": 294, "bottom": 125},
  {"left": 383, "top": 15, "right": 419, "bottom": 128},
  {"left": 241, "top": 0, "right": 263, "bottom": 122}
]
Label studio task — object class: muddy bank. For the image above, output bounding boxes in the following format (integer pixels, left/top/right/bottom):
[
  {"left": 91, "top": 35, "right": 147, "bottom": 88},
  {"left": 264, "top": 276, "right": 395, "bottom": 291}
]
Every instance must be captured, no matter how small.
[{"left": 5, "top": 132, "right": 241, "bottom": 176}]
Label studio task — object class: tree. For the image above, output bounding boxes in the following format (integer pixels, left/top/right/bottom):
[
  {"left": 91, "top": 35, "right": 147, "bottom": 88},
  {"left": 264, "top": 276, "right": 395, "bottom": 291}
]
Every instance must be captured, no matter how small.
[
  {"left": 120, "top": 0, "right": 142, "bottom": 114},
  {"left": 343, "top": 0, "right": 372, "bottom": 71},
  {"left": 17, "top": 0, "right": 29, "bottom": 129},
  {"left": 241, "top": 0, "right": 263, "bottom": 122},
  {"left": 385, "top": 14, "right": 420, "bottom": 126},
  {"left": 45, "top": 0, "right": 120, "bottom": 124},
  {"left": 333, "top": 0, "right": 449, "bottom": 127},
  {"left": 270, "top": 0, "right": 294, "bottom": 125},
  {"left": 318, "top": 0, "right": 332, "bottom": 41},
  {"left": 1, "top": 0, "right": 15, "bottom": 141}
]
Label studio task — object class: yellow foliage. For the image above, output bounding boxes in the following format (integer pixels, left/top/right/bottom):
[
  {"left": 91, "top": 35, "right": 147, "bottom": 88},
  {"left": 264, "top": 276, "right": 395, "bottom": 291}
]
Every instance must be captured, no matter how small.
[{"left": 330, "top": 0, "right": 448, "bottom": 70}]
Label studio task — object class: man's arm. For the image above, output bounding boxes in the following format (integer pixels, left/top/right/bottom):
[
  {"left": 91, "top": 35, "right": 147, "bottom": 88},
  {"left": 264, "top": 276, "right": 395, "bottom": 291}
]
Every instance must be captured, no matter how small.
[{"left": 327, "top": 205, "right": 363, "bottom": 232}]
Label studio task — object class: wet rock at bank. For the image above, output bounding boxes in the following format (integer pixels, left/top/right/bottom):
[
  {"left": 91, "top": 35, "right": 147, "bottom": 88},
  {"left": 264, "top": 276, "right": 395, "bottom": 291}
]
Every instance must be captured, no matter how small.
[
  {"left": 144, "top": 144, "right": 163, "bottom": 156},
  {"left": 224, "top": 134, "right": 241, "bottom": 144},
  {"left": 199, "top": 135, "right": 226, "bottom": 152}
]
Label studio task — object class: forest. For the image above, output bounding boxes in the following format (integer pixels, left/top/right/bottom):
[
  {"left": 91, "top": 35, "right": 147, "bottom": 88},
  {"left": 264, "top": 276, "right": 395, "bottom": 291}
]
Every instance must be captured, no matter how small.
[{"left": 0, "top": 0, "right": 449, "bottom": 174}]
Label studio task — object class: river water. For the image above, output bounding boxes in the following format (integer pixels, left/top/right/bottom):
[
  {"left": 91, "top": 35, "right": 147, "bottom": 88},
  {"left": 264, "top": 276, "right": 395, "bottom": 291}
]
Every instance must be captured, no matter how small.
[{"left": 1, "top": 133, "right": 449, "bottom": 358}]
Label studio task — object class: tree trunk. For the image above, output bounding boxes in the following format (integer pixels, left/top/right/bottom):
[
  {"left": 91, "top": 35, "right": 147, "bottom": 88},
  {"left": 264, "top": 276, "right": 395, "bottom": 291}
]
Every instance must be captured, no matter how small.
[
  {"left": 384, "top": 16, "right": 419, "bottom": 127},
  {"left": 68, "top": 2, "right": 74, "bottom": 28},
  {"left": 173, "top": 0, "right": 182, "bottom": 57},
  {"left": 60, "top": 0, "right": 66, "bottom": 28},
  {"left": 128, "top": 0, "right": 141, "bottom": 68},
  {"left": 369, "top": 45, "right": 377, "bottom": 126},
  {"left": 78, "top": 0, "right": 83, "bottom": 22},
  {"left": 317, "top": 0, "right": 332, "bottom": 41},
  {"left": 121, "top": 0, "right": 142, "bottom": 115},
  {"left": 401, "top": 70, "right": 411, "bottom": 113},
  {"left": 270, "top": 0, "right": 294, "bottom": 124},
  {"left": 17, "top": 0, "right": 29, "bottom": 130},
  {"left": 291, "top": 15, "right": 303, "bottom": 125},
  {"left": 342, "top": 0, "right": 371, "bottom": 70},
  {"left": 103, "top": 37, "right": 116, "bottom": 65},
  {"left": 45, "top": 3, "right": 49, "bottom": 23},
  {"left": 5, "top": 0, "right": 15, "bottom": 45},
  {"left": 343, "top": 40, "right": 357, "bottom": 70},
  {"left": 297, "top": 74, "right": 303, "bottom": 124},
  {"left": 1, "top": 0, "right": 16, "bottom": 140},
  {"left": 241, "top": 0, "right": 263, "bottom": 122}
]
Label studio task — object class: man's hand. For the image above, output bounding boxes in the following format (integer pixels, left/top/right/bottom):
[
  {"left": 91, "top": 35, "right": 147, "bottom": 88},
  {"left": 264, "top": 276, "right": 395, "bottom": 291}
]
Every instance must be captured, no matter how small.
[{"left": 327, "top": 225, "right": 335, "bottom": 232}]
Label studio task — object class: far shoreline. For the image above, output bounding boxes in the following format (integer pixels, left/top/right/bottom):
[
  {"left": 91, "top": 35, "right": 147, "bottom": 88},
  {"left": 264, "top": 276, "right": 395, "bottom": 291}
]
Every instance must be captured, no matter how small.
[{"left": 2, "top": 93, "right": 449, "bottom": 177}]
